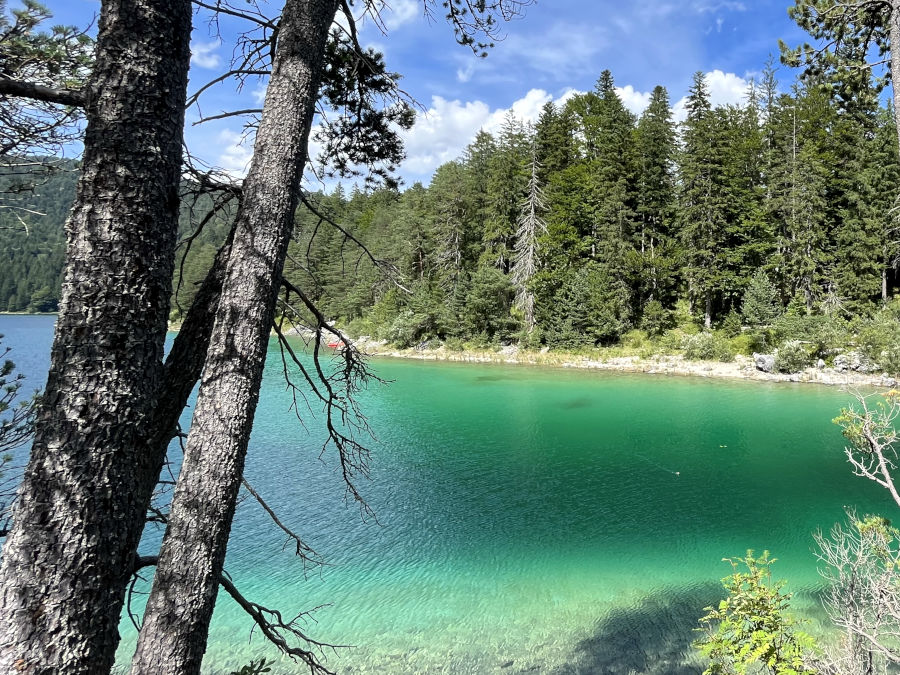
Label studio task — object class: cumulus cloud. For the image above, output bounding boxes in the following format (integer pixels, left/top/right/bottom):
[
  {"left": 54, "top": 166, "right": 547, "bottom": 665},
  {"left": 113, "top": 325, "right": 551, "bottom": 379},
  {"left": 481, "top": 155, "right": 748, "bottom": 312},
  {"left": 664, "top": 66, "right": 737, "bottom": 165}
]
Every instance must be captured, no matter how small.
[
  {"left": 616, "top": 85, "right": 653, "bottom": 116},
  {"left": 400, "top": 89, "right": 559, "bottom": 179},
  {"left": 190, "top": 40, "right": 221, "bottom": 69},
  {"left": 380, "top": 0, "right": 419, "bottom": 30},
  {"left": 672, "top": 70, "right": 750, "bottom": 122},
  {"left": 216, "top": 129, "right": 254, "bottom": 178}
]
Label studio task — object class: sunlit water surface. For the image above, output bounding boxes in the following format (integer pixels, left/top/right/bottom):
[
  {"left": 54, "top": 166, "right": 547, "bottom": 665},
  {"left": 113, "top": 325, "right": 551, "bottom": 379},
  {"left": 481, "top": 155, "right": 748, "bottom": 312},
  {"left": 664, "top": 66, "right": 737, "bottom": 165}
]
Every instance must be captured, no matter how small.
[{"left": 0, "top": 315, "right": 891, "bottom": 674}]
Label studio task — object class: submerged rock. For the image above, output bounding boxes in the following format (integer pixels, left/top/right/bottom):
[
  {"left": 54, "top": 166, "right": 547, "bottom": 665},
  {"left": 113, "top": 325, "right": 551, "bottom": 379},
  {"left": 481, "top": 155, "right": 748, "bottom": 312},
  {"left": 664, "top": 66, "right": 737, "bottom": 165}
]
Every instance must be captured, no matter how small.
[{"left": 753, "top": 353, "right": 775, "bottom": 373}]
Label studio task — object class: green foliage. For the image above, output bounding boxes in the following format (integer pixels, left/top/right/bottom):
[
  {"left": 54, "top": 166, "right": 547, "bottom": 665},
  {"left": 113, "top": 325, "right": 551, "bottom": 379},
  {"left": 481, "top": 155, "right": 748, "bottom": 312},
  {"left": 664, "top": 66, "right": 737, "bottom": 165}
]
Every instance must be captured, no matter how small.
[
  {"left": 228, "top": 659, "right": 272, "bottom": 675},
  {"left": 742, "top": 271, "right": 781, "bottom": 327},
  {"left": 695, "top": 551, "right": 818, "bottom": 675},
  {"left": 7, "top": 56, "right": 900, "bottom": 357},
  {"left": 641, "top": 299, "right": 672, "bottom": 337},
  {"left": 729, "top": 333, "right": 758, "bottom": 357},
  {"left": 683, "top": 332, "right": 735, "bottom": 362},
  {"left": 0, "top": 0, "right": 92, "bottom": 157},
  {"left": 774, "top": 341, "right": 811, "bottom": 374},
  {"left": 721, "top": 310, "right": 742, "bottom": 338},
  {"left": 857, "top": 312, "right": 900, "bottom": 375},
  {"left": 0, "top": 335, "right": 35, "bottom": 455},
  {"left": 772, "top": 312, "right": 850, "bottom": 359}
]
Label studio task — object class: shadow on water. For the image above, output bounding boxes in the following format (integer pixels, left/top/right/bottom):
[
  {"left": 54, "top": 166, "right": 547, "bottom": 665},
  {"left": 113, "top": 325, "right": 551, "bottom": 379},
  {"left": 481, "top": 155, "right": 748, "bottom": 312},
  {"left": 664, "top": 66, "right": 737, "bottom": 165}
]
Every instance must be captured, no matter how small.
[
  {"left": 475, "top": 374, "right": 516, "bottom": 383},
  {"left": 560, "top": 396, "right": 593, "bottom": 410},
  {"left": 551, "top": 583, "right": 720, "bottom": 675}
]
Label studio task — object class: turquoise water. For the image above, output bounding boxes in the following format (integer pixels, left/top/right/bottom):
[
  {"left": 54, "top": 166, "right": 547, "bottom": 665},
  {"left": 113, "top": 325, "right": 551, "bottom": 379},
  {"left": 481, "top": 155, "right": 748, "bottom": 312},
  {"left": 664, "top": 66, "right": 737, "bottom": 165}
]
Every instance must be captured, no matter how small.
[{"left": 0, "top": 315, "right": 893, "bottom": 674}]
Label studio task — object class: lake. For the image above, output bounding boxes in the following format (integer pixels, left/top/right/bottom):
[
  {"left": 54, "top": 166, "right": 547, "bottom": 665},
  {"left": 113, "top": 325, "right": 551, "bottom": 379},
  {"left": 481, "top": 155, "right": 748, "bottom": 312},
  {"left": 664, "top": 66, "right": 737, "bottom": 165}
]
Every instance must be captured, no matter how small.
[{"left": 0, "top": 314, "right": 891, "bottom": 674}]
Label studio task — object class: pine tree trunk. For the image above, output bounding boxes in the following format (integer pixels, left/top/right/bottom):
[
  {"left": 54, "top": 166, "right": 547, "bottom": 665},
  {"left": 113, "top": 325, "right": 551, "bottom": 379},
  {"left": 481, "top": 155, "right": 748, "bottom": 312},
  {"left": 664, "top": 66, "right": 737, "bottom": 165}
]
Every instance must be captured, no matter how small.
[
  {"left": 890, "top": 2, "right": 900, "bottom": 154},
  {"left": 0, "top": 0, "right": 191, "bottom": 672},
  {"left": 129, "top": 2, "right": 339, "bottom": 672}
]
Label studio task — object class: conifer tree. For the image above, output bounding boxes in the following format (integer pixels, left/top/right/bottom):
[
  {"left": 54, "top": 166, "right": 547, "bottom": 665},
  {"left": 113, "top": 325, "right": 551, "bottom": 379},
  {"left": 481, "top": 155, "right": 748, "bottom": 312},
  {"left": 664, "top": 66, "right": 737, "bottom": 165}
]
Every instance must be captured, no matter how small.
[
  {"left": 634, "top": 85, "right": 678, "bottom": 310},
  {"left": 482, "top": 112, "right": 529, "bottom": 271},
  {"left": 677, "top": 71, "right": 727, "bottom": 328},
  {"left": 511, "top": 145, "right": 547, "bottom": 331}
]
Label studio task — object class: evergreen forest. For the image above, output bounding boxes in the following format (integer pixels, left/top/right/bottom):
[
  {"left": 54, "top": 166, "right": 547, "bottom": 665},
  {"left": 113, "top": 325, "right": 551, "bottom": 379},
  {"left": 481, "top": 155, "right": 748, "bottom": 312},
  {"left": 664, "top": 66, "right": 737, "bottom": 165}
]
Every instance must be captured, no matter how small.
[{"left": 4, "top": 64, "right": 900, "bottom": 370}]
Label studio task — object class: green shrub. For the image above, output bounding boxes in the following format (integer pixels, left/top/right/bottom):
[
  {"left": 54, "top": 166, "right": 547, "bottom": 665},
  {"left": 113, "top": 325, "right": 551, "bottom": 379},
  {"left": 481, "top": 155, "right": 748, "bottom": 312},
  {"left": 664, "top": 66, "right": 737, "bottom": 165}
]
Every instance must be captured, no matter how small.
[
  {"left": 660, "top": 328, "right": 688, "bottom": 352},
  {"left": 773, "top": 312, "right": 850, "bottom": 358},
  {"left": 775, "top": 340, "right": 811, "bottom": 373},
  {"left": 721, "top": 310, "right": 742, "bottom": 338},
  {"left": 694, "top": 552, "right": 817, "bottom": 675},
  {"left": 621, "top": 329, "right": 648, "bottom": 349},
  {"left": 857, "top": 313, "right": 900, "bottom": 375},
  {"left": 683, "top": 332, "right": 735, "bottom": 362},
  {"left": 729, "top": 333, "right": 756, "bottom": 356},
  {"left": 673, "top": 299, "right": 700, "bottom": 333},
  {"left": 443, "top": 336, "right": 465, "bottom": 351},
  {"left": 640, "top": 299, "right": 672, "bottom": 337}
]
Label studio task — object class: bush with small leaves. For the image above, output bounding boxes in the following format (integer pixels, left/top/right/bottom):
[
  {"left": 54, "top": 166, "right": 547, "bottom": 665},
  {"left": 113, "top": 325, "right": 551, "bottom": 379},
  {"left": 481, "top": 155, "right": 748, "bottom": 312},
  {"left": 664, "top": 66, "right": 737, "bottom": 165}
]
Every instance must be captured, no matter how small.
[
  {"left": 640, "top": 299, "right": 672, "bottom": 337},
  {"left": 683, "top": 332, "right": 735, "bottom": 362},
  {"left": 721, "top": 310, "right": 742, "bottom": 338},
  {"left": 857, "top": 313, "right": 900, "bottom": 375},
  {"left": 775, "top": 341, "right": 811, "bottom": 374},
  {"left": 695, "top": 551, "right": 818, "bottom": 675}
]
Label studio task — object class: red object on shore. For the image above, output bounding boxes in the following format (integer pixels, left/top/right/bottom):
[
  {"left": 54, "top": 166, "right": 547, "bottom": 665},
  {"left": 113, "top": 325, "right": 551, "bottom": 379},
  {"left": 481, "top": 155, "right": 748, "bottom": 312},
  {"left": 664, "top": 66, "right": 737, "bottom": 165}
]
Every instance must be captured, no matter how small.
[{"left": 327, "top": 341, "right": 340, "bottom": 348}]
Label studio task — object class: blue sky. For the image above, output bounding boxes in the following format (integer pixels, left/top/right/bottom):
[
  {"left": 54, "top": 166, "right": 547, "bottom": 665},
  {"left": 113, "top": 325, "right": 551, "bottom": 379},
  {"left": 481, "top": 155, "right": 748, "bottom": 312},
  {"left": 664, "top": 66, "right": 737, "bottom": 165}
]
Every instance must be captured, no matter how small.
[{"left": 38, "top": 0, "right": 810, "bottom": 186}]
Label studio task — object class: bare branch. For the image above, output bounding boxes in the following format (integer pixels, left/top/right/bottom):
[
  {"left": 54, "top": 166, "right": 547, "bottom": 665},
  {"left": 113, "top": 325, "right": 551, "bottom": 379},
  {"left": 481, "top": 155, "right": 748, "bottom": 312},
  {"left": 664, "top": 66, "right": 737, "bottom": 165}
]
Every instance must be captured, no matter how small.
[{"left": 0, "top": 77, "right": 85, "bottom": 107}]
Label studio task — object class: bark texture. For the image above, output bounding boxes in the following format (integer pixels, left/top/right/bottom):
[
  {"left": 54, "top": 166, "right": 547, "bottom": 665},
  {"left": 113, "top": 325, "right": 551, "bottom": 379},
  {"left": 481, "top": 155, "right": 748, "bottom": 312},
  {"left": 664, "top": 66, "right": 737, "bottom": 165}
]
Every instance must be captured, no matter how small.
[
  {"left": 0, "top": 0, "right": 191, "bottom": 672},
  {"left": 129, "top": 1, "right": 340, "bottom": 672},
  {"left": 890, "top": 2, "right": 900, "bottom": 154}
]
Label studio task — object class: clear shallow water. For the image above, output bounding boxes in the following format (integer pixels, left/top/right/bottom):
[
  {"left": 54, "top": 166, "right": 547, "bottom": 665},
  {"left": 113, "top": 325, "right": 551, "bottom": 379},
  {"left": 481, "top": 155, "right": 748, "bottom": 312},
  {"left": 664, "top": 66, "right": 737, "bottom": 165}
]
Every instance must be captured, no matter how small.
[{"left": 0, "top": 315, "right": 893, "bottom": 674}]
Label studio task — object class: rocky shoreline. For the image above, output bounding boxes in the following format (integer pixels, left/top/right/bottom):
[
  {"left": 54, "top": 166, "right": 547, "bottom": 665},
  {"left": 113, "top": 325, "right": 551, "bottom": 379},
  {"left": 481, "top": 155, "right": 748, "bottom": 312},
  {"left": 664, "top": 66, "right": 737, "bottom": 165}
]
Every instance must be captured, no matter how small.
[{"left": 349, "top": 338, "right": 898, "bottom": 389}]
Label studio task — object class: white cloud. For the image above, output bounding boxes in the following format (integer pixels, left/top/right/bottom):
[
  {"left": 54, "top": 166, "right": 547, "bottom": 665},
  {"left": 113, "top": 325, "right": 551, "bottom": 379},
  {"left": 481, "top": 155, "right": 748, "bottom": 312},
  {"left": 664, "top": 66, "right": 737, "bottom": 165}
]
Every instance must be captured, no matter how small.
[
  {"left": 381, "top": 0, "right": 419, "bottom": 30},
  {"left": 672, "top": 70, "right": 750, "bottom": 122},
  {"left": 399, "top": 96, "right": 492, "bottom": 176},
  {"left": 616, "top": 85, "right": 653, "bottom": 116},
  {"left": 498, "top": 22, "right": 610, "bottom": 80},
  {"left": 456, "top": 62, "right": 475, "bottom": 83},
  {"left": 216, "top": 129, "right": 254, "bottom": 178},
  {"left": 190, "top": 40, "right": 221, "bottom": 70},
  {"left": 693, "top": 1, "right": 746, "bottom": 12},
  {"left": 252, "top": 83, "right": 268, "bottom": 106},
  {"left": 400, "top": 89, "right": 563, "bottom": 179}
]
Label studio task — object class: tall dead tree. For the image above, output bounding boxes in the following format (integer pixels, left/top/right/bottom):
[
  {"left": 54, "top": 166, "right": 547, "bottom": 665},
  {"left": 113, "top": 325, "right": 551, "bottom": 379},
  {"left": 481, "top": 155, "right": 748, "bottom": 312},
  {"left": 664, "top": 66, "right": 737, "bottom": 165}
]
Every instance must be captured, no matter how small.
[
  {"left": 0, "top": 0, "right": 192, "bottom": 672},
  {"left": 511, "top": 146, "right": 546, "bottom": 332}
]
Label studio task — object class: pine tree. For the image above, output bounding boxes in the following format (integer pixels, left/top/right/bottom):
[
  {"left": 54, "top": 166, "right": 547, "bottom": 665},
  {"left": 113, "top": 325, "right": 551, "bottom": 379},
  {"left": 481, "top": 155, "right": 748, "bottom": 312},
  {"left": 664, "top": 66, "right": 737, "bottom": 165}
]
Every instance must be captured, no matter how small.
[
  {"left": 677, "top": 71, "right": 728, "bottom": 328},
  {"left": 634, "top": 85, "right": 678, "bottom": 311},
  {"left": 482, "top": 111, "right": 529, "bottom": 271},
  {"left": 511, "top": 145, "right": 547, "bottom": 331}
]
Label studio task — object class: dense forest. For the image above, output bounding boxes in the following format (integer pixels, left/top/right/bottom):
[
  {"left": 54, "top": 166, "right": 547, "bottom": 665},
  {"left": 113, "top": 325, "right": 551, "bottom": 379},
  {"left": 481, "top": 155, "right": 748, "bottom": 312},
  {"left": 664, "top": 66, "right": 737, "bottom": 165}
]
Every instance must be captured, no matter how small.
[{"left": 4, "top": 64, "right": 900, "bottom": 369}]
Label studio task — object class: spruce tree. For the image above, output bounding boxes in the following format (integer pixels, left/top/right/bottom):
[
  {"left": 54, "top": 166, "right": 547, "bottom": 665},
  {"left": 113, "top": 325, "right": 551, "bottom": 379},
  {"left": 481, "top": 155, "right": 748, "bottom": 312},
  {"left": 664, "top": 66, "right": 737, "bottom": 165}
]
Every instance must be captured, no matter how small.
[
  {"left": 634, "top": 85, "right": 678, "bottom": 311},
  {"left": 677, "top": 71, "right": 727, "bottom": 328}
]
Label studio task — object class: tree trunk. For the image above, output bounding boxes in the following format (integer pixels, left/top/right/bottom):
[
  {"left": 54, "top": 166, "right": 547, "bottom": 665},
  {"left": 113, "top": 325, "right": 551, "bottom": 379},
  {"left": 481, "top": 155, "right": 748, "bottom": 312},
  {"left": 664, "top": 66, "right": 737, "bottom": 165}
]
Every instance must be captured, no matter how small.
[
  {"left": 0, "top": 0, "right": 191, "bottom": 672},
  {"left": 890, "top": 2, "right": 900, "bottom": 154},
  {"left": 129, "top": 1, "right": 340, "bottom": 672}
]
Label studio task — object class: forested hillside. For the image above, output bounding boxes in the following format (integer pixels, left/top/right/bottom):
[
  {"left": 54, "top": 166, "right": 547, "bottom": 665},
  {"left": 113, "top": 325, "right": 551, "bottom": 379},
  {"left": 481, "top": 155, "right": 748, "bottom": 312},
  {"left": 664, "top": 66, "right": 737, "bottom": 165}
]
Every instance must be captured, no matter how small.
[
  {"left": 4, "top": 64, "right": 900, "bottom": 363},
  {"left": 0, "top": 162, "right": 76, "bottom": 312},
  {"left": 292, "top": 65, "right": 900, "bottom": 355}
]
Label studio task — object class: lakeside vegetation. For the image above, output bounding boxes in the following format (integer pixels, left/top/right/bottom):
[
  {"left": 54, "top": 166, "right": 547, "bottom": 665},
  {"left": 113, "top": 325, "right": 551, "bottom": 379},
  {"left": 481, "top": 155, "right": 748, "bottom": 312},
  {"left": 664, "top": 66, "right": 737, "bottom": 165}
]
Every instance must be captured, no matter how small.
[
  {"left": 5, "top": 0, "right": 900, "bottom": 671},
  {"left": 5, "top": 61, "right": 900, "bottom": 378}
]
